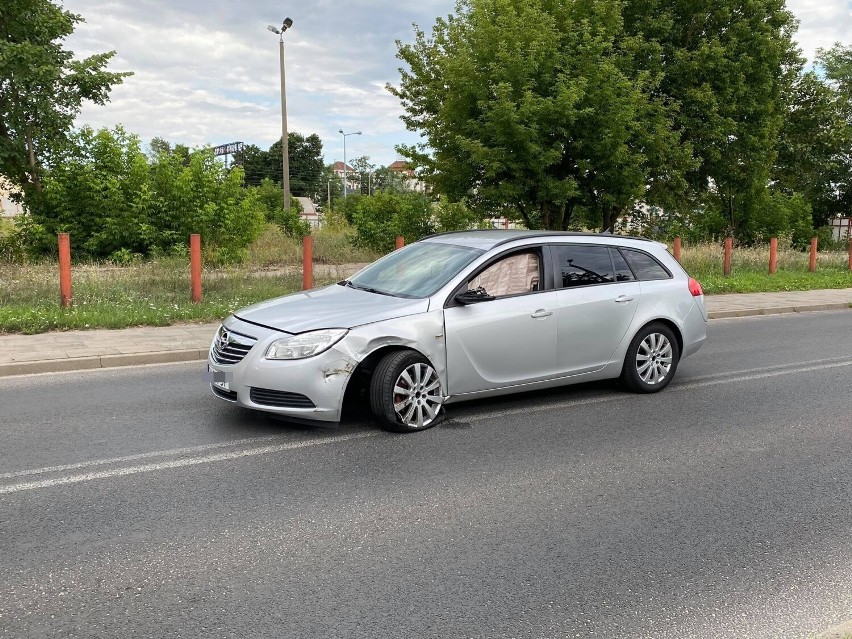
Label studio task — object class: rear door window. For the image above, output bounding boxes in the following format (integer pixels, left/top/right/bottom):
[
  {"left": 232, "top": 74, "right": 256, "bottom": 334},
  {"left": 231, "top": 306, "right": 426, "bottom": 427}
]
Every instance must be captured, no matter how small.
[{"left": 552, "top": 245, "right": 614, "bottom": 288}]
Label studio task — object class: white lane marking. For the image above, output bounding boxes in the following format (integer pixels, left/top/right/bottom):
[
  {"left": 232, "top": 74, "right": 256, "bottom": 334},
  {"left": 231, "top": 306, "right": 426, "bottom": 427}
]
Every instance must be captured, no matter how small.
[
  {"left": 674, "top": 359, "right": 852, "bottom": 391},
  {"left": 0, "top": 435, "right": 281, "bottom": 480},
  {"left": 464, "top": 358, "right": 852, "bottom": 422},
  {"left": 0, "top": 432, "right": 378, "bottom": 495},
  {"left": 3, "top": 357, "right": 851, "bottom": 494},
  {"left": 681, "top": 355, "right": 852, "bottom": 383}
]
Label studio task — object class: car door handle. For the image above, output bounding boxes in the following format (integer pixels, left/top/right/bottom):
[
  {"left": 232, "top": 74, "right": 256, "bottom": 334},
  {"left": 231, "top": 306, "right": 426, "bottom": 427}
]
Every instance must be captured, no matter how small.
[
  {"left": 530, "top": 309, "right": 553, "bottom": 319},
  {"left": 614, "top": 295, "right": 634, "bottom": 303}
]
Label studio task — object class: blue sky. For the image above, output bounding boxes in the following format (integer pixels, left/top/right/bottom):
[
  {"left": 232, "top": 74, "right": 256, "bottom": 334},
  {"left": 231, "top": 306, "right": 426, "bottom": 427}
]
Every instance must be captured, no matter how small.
[{"left": 63, "top": 0, "right": 852, "bottom": 168}]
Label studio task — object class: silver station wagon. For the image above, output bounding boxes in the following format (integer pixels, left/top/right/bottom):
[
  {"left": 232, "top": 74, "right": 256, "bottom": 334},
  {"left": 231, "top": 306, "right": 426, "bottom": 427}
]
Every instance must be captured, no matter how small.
[{"left": 208, "top": 230, "right": 707, "bottom": 432}]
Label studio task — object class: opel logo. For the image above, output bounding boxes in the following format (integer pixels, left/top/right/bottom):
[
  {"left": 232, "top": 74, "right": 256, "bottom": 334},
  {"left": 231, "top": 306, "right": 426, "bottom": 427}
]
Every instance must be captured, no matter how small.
[{"left": 217, "top": 330, "right": 231, "bottom": 351}]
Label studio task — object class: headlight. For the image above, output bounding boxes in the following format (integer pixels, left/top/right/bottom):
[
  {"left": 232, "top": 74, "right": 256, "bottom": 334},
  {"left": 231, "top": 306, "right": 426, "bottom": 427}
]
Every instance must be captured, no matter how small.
[{"left": 264, "top": 329, "right": 349, "bottom": 360}]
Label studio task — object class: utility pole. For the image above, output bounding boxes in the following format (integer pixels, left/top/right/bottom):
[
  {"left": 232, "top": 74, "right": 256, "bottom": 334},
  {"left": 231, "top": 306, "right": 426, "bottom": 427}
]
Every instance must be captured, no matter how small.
[
  {"left": 268, "top": 18, "right": 293, "bottom": 211},
  {"left": 338, "top": 129, "right": 362, "bottom": 198}
]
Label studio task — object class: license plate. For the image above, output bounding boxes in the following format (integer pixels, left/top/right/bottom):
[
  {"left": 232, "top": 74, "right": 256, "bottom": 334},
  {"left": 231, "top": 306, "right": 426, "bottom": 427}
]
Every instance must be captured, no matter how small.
[{"left": 206, "top": 366, "right": 231, "bottom": 390}]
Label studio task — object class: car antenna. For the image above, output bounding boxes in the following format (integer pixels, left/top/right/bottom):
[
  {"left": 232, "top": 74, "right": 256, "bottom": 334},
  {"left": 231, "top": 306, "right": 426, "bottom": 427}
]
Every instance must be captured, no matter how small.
[{"left": 601, "top": 227, "right": 613, "bottom": 235}]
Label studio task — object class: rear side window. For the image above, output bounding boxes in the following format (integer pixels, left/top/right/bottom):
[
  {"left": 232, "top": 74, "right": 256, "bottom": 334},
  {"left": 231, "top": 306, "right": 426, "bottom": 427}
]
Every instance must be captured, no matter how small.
[
  {"left": 621, "top": 249, "right": 672, "bottom": 281},
  {"left": 553, "top": 245, "right": 614, "bottom": 288},
  {"left": 610, "top": 249, "right": 636, "bottom": 282}
]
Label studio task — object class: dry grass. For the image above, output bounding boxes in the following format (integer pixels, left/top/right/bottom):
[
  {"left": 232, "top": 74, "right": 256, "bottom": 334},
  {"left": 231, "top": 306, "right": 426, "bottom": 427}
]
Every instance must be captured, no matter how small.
[
  {"left": 247, "top": 223, "right": 380, "bottom": 267},
  {"left": 2, "top": 231, "right": 851, "bottom": 333},
  {"left": 679, "top": 241, "right": 851, "bottom": 275}
]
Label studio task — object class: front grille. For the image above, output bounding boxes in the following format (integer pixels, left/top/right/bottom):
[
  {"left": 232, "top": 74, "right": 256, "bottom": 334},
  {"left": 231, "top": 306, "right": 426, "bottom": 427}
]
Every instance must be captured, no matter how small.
[
  {"left": 211, "top": 326, "right": 257, "bottom": 365},
  {"left": 250, "top": 387, "right": 316, "bottom": 409},
  {"left": 211, "top": 385, "right": 238, "bottom": 402}
]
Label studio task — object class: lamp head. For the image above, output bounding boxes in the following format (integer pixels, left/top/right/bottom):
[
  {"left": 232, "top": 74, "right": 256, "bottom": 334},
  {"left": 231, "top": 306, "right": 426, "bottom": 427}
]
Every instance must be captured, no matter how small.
[
  {"left": 356, "top": 131, "right": 362, "bottom": 135},
  {"left": 338, "top": 129, "right": 344, "bottom": 134},
  {"left": 282, "top": 17, "right": 293, "bottom": 31},
  {"left": 267, "top": 24, "right": 280, "bottom": 34}
]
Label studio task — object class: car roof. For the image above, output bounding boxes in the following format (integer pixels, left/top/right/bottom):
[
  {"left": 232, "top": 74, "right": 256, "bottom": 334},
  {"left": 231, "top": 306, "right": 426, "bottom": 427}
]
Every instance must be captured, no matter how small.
[{"left": 421, "top": 229, "right": 656, "bottom": 251}]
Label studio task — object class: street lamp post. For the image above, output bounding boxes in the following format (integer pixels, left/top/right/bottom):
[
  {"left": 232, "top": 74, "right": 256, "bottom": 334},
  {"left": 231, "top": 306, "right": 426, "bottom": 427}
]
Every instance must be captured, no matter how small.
[
  {"left": 268, "top": 18, "right": 293, "bottom": 211},
  {"left": 338, "top": 129, "right": 362, "bottom": 198}
]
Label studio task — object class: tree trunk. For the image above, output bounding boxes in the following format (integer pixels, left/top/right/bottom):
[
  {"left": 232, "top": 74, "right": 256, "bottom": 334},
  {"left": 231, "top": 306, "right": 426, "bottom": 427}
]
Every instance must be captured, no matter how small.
[
  {"left": 561, "top": 202, "right": 575, "bottom": 231},
  {"left": 516, "top": 203, "right": 532, "bottom": 229},
  {"left": 541, "top": 202, "right": 551, "bottom": 230},
  {"left": 25, "top": 128, "right": 41, "bottom": 193}
]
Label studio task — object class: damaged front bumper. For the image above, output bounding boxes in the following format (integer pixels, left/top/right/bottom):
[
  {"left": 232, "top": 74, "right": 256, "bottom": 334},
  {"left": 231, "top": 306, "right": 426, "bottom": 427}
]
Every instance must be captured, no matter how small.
[{"left": 206, "top": 317, "right": 358, "bottom": 423}]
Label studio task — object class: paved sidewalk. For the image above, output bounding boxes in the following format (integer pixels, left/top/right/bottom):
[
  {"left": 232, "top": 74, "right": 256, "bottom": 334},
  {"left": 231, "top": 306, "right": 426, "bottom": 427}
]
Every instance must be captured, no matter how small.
[{"left": 1, "top": 288, "right": 850, "bottom": 377}]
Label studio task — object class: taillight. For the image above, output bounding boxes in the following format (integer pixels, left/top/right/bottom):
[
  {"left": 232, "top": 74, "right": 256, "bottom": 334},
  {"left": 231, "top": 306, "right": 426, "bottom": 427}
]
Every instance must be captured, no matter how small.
[{"left": 688, "top": 277, "right": 703, "bottom": 297}]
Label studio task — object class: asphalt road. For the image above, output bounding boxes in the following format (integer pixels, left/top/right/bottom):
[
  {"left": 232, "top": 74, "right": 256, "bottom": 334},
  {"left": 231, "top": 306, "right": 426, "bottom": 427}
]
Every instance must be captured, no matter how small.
[{"left": 1, "top": 311, "right": 851, "bottom": 638}]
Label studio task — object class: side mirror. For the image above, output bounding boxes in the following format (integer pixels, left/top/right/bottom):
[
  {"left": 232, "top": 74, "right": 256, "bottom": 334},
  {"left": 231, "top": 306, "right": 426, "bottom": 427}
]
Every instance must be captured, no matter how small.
[{"left": 454, "top": 287, "right": 495, "bottom": 305}]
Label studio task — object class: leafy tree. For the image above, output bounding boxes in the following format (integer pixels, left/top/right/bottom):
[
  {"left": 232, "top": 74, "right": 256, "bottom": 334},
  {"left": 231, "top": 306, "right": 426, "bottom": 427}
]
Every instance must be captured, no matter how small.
[
  {"left": 621, "top": 0, "right": 800, "bottom": 235},
  {"left": 434, "top": 198, "right": 487, "bottom": 231},
  {"left": 249, "top": 178, "right": 309, "bottom": 237},
  {"left": 0, "top": 0, "right": 130, "bottom": 207},
  {"left": 389, "top": 0, "right": 689, "bottom": 231},
  {"left": 319, "top": 163, "right": 344, "bottom": 210},
  {"left": 236, "top": 133, "right": 325, "bottom": 200},
  {"left": 349, "top": 155, "right": 375, "bottom": 195},
  {"left": 371, "top": 166, "right": 410, "bottom": 194},
  {"left": 774, "top": 68, "right": 850, "bottom": 228},
  {"left": 350, "top": 192, "right": 435, "bottom": 251},
  {"left": 26, "top": 127, "right": 266, "bottom": 262},
  {"left": 814, "top": 44, "right": 852, "bottom": 222}
]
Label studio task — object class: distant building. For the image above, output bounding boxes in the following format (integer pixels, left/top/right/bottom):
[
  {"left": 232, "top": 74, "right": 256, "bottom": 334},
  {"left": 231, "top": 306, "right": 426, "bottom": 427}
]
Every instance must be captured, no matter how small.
[
  {"left": 0, "top": 179, "right": 22, "bottom": 218},
  {"left": 331, "top": 161, "right": 359, "bottom": 194},
  {"left": 295, "top": 196, "right": 320, "bottom": 229},
  {"left": 387, "top": 159, "right": 426, "bottom": 193}
]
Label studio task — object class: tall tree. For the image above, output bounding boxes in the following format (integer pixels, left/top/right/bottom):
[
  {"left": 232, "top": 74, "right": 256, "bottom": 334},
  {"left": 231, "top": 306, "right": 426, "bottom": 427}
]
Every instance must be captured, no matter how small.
[
  {"left": 774, "top": 64, "right": 850, "bottom": 228},
  {"left": 621, "top": 0, "right": 800, "bottom": 235},
  {"left": 235, "top": 134, "right": 324, "bottom": 201},
  {"left": 816, "top": 44, "right": 852, "bottom": 221},
  {"left": 0, "top": 0, "right": 130, "bottom": 205},
  {"left": 389, "top": 0, "right": 689, "bottom": 230}
]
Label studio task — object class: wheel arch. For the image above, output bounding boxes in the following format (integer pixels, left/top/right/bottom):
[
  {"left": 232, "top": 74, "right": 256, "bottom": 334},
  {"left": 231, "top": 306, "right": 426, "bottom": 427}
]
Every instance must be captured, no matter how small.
[
  {"left": 633, "top": 317, "right": 683, "bottom": 357},
  {"left": 340, "top": 344, "right": 439, "bottom": 420}
]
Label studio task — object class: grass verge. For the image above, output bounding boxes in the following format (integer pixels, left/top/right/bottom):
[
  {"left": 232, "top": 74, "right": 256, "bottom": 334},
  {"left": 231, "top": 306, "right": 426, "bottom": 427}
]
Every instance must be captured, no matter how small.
[
  {"left": 0, "top": 259, "right": 357, "bottom": 334},
  {"left": 680, "top": 242, "right": 852, "bottom": 294},
  {"left": 1, "top": 234, "right": 851, "bottom": 335}
]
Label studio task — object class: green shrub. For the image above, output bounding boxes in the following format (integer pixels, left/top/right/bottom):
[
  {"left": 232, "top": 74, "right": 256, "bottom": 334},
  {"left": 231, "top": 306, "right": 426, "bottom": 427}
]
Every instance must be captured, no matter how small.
[
  {"left": 350, "top": 192, "right": 436, "bottom": 252},
  {"left": 25, "top": 126, "right": 267, "bottom": 262}
]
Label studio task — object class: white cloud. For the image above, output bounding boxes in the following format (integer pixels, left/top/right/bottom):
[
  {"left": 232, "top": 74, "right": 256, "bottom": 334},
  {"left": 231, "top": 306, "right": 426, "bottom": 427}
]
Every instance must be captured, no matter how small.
[
  {"left": 62, "top": 0, "right": 852, "bottom": 167},
  {"left": 787, "top": 0, "right": 852, "bottom": 62}
]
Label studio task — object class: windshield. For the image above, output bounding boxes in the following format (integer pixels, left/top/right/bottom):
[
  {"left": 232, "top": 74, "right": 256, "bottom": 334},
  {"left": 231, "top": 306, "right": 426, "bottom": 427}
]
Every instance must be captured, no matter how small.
[{"left": 344, "top": 241, "right": 484, "bottom": 298}]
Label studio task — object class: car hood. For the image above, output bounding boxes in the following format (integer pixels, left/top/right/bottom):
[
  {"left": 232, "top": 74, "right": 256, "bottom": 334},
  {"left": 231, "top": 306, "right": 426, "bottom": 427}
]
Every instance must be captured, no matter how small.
[{"left": 233, "top": 283, "right": 430, "bottom": 333}]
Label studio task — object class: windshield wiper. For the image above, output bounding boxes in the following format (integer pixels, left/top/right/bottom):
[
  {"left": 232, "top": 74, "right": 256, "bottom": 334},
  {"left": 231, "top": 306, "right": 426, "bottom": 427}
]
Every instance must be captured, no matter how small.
[{"left": 342, "top": 281, "right": 396, "bottom": 297}]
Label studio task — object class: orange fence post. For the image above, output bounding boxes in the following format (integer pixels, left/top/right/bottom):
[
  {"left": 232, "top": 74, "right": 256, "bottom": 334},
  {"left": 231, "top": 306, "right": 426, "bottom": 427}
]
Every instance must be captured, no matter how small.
[
  {"left": 723, "top": 237, "right": 732, "bottom": 277},
  {"left": 302, "top": 235, "right": 313, "bottom": 290},
  {"left": 58, "top": 233, "right": 72, "bottom": 309},
  {"left": 190, "top": 234, "right": 202, "bottom": 303},
  {"left": 809, "top": 237, "right": 818, "bottom": 272},
  {"left": 769, "top": 237, "right": 778, "bottom": 275},
  {"left": 395, "top": 235, "right": 404, "bottom": 250},
  {"left": 673, "top": 237, "right": 682, "bottom": 262}
]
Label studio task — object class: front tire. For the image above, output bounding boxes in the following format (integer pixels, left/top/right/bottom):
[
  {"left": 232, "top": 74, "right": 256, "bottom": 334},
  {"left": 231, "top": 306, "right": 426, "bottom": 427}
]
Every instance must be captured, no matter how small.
[
  {"left": 370, "top": 351, "right": 444, "bottom": 433},
  {"left": 621, "top": 323, "right": 680, "bottom": 393}
]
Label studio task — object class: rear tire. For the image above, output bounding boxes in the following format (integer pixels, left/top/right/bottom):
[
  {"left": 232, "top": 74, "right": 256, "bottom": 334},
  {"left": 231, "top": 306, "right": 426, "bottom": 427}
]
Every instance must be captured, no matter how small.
[
  {"left": 621, "top": 323, "right": 680, "bottom": 393},
  {"left": 370, "top": 351, "right": 444, "bottom": 433}
]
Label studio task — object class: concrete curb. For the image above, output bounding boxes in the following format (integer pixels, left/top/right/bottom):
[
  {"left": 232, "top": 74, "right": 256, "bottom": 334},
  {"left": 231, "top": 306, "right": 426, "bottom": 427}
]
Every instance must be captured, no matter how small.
[
  {"left": 706, "top": 302, "right": 850, "bottom": 320},
  {"left": 0, "top": 349, "right": 208, "bottom": 377},
  {"left": 0, "top": 303, "right": 849, "bottom": 378}
]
